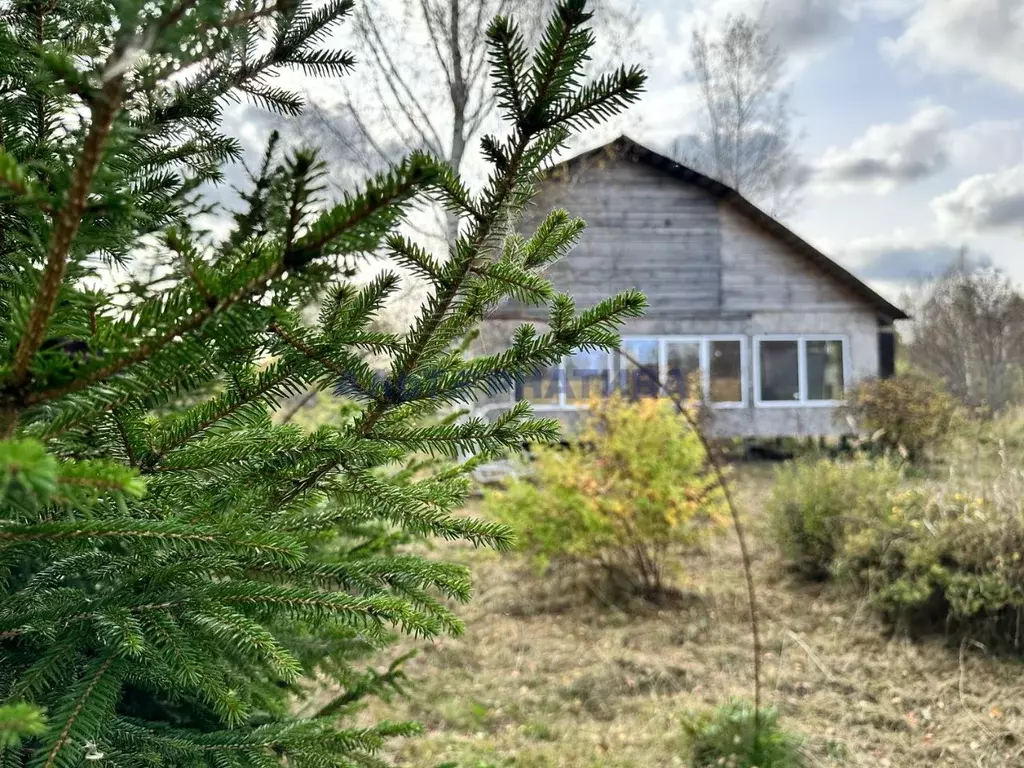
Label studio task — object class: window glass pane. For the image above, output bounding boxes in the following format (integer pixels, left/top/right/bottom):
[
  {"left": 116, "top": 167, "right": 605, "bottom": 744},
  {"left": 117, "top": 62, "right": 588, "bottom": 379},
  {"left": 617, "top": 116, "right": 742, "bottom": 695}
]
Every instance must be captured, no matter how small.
[
  {"left": 759, "top": 340, "right": 799, "bottom": 402},
  {"left": 564, "top": 349, "right": 610, "bottom": 404},
  {"left": 619, "top": 339, "right": 660, "bottom": 399},
  {"left": 806, "top": 340, "right": 844, "bottom": 401},
  {"left": 665, "top": 341, "right": 701, "bottom": 398},
  {"left": 709, "top": 340, "right": 742, "bottom": 403},
  {"left": 518, "top": 364, "right": 560, "bottom": 405}
]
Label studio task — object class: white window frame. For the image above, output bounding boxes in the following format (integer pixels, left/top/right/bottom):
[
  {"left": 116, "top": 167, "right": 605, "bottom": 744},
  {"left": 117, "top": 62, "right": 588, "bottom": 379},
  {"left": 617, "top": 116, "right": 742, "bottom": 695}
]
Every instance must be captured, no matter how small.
[
  {"left": 701, "top": 335, "right": 748, "bottom": 410},
  {"left": 620, "top": 335, "right": 748, "bottom": 410},
  {"left": 524, "top": 350, "right": 616, "bottom": 411},
  {"left": 518, "top": 335, "right": 751, "bottom": 411},
  {"left": 753, "top": 334, "right": 849, "bottom": 408}
]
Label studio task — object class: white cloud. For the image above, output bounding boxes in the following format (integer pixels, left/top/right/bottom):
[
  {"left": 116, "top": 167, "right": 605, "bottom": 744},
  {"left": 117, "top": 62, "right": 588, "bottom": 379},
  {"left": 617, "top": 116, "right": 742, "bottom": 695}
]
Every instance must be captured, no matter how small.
[
  {"left": 932, "top": 165, "right": 1024, "bottom": 233},
  {"left": 665, "top": 0, "right": 856, "bottom": 72},
  {"left": 844, "top": 0, "right": 921, "bottom": 20},
  {"left": 817, "top": 231, "right": 991, "bottom": 311},
  {"left": 948, "top": 119, "right": 1024, "bottom": 172},
  {"left": 814, "top": 102, "right": 954, "bottom": 193},
  {"left": 883, "top": 0, "right": 1024, "bottom": 93}
]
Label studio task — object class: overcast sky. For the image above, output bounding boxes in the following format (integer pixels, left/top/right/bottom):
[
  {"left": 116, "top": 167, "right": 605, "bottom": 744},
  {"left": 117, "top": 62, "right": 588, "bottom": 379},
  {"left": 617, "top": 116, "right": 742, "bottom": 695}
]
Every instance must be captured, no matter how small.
[{"left": 626, "top": 0, "right": 1024, "bottom": 302}]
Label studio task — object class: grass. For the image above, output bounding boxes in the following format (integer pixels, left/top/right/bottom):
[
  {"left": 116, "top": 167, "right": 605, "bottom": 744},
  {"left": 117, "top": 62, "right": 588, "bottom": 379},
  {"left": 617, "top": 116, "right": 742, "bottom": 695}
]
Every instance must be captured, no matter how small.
[{"left": 318, "top": 462, "right": 1024, "bottom": 767}]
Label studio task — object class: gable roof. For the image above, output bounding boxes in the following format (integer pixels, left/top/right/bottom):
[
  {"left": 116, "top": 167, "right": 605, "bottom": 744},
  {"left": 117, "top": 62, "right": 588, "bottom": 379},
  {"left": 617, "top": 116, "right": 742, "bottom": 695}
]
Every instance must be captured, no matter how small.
[{"left": 540, "top": 135, "right": 909, "bottom": 321}]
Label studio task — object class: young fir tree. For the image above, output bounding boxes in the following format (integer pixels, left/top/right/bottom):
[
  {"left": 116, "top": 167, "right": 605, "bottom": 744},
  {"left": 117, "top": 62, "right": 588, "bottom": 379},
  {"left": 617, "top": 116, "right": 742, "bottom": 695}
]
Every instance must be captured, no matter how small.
[{"left": 0, "top": 1, "right": 645, "bottom": 766}]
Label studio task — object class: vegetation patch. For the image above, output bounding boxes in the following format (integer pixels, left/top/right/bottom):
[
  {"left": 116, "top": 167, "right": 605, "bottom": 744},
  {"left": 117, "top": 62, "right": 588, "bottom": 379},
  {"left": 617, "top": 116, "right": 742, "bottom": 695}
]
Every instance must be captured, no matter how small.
[
  {"left": 485, "top": 395, "right": 725, "bottom": 601},
  {"left": 682, "top": 700, "right": 806, "bottom": 768},
  {"left": 345, "top": 471, "right": 1024, "bottom": 767},
  {"left": 840, "top": 373, "right": 959, "bottom": 462},
  {"left": 768, "top": 455, "right": 903, "bottom": 579},
  {"left": 559, "top": 658, "right": 692, "bottom": 718},
  {"left": 839, "top": 471, "right": 1024, "bottom": 648}
]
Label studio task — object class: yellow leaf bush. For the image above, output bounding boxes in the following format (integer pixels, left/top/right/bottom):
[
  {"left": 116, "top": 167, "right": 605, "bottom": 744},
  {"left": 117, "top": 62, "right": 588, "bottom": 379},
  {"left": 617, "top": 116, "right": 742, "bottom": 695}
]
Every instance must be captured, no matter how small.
[
  {"left": 839, "top": 373, "right": 958, "bottom": 462},
  {"left": 485, "top": 394, "right": 725, "bottom": 598}
]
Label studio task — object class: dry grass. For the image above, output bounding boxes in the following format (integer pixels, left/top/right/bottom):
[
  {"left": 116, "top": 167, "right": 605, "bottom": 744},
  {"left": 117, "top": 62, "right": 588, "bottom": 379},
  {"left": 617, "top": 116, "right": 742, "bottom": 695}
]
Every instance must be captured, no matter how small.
[{"left": 322, "top": 464, "right": 1024, "bottom": 767}]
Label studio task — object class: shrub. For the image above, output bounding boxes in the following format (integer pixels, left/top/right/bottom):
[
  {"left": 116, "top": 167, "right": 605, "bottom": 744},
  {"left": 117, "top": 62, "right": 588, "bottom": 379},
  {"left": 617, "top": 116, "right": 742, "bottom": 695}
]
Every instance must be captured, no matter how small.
[
  {"left": 768, "top": 456, "right": 903, "bottom": 579},
  {"left": 682, "top": 700, "right": 805, "bottom": 768},
  {"left": 840, "top": 372, "right": 959, "bottom": 461},
  {"left": 838, "top": 472, "right": 1024, "bottom": 648},
  {"left": 485, "top": 395, "right": 726, "bottom": 598}
]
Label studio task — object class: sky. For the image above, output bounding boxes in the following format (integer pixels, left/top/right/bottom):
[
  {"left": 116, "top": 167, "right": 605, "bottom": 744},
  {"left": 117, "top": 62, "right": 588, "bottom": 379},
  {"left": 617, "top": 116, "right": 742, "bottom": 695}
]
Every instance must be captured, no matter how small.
[
  {"left": 222, "top": 0, "right": 1024, "bottom": 308},
  {"left": 625, "top": 0, "right": 1024, "bottom": 303}
]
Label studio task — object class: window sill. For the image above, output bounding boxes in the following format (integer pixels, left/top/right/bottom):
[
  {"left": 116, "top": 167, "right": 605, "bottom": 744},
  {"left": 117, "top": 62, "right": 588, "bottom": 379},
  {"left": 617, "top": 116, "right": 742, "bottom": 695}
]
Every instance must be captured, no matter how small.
[
  {"left": 523, "top": 399, "right": 751, "bottom": 411},
  {"left": 754, "top": 399, "right": 846, "bottom": 409}
]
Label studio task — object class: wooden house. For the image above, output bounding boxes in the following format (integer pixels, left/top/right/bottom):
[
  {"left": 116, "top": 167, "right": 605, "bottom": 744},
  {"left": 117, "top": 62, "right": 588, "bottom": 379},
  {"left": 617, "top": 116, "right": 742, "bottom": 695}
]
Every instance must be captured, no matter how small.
[{"left": 471, "top": 136, "right": 908, "bottom": 438}]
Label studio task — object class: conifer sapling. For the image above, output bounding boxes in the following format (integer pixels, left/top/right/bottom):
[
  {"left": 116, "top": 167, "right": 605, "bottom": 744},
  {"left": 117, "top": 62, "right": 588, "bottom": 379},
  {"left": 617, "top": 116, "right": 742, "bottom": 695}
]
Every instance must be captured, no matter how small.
[{"left": 0, "top": 1, "right": 646, "bottom": 765}]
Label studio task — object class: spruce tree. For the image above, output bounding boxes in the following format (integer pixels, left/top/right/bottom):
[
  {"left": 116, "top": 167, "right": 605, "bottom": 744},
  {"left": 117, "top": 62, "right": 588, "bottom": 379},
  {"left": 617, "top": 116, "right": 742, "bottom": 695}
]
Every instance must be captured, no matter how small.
[{"left": 0, "top": 1, "right": 646, "bottom": 766}]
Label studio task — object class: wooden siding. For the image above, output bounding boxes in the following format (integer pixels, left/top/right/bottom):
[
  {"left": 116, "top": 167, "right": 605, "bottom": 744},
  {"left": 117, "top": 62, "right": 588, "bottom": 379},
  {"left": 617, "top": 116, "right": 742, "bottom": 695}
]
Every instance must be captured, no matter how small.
[
  {"left": 719, "top": 204, "right": 863, "bottom": 313},
  {"left": 496, "top": 157, "right": 723, "bottom": 318},
  {"left": 474, "top": 153, "right": 888, "bottom": 438}
]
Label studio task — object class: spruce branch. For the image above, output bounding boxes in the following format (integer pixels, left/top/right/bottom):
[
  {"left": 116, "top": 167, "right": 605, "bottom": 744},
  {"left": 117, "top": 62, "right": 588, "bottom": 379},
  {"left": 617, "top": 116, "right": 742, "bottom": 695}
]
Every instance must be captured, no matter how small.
[
  {"left": 0, "top": 149, "right": 50, "bottom": 212},
  {"left": 149, "top": 361, "right": 302, "bottom": 459},
  {"left": 41, "top": 655, "right": 118, "bottom": 768},
  {"left": 0, "top": 2, "right": 646, "bottom": 764},
  {"left": 269, "top": 322, "right": 350, "bottom": 381},
  {"left": 22, "top": 160, "right": 420, "bottom": 407},
  {"left": 288, "top": 2, "right": 645, "bottom": 496},
  {"left": 0, "top": 521, "right": 304, "bottom": 565},
  {"left": 5, "top": 74, "right": 125, "bottom": 403},
  {"left": 221, "top": 1, "right": 283, "bottom": 31}
]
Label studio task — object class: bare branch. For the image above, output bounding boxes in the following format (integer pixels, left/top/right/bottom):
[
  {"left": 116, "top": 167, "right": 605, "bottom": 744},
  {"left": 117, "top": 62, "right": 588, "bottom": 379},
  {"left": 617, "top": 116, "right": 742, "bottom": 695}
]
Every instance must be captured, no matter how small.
[
  {"left": 680, "top": 12, "right": 803, "bottom": 217},
  {"left": 419, "top": 0, "right": 456, "bottom": 95},
  {"left": 618, "top": 347, "right": 763, "bottom": 722},
  {"left": 310, "top": 0, "right": 639, "bottom": 180},
  {"left": 355, "top": 5, "right": 447, "bottom": 157}
]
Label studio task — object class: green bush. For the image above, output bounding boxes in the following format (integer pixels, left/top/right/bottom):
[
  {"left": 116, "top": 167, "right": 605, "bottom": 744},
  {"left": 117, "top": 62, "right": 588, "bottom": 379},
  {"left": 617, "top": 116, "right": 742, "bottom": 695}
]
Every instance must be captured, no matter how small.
[
  {"left": 768, "top": 456, "right": 903, "bottom": 579},
  {"left": 682, "top": 700, "right": 805, "bottom": 768},
  {"left": 840, "top": 372, "right": 959, "bottom": 462},
  {"left": 837, "top": 473, "right": 1024, "bottom": 647},
  {"left": 485, "top": 395, "right": 725, "bottom": 598}
]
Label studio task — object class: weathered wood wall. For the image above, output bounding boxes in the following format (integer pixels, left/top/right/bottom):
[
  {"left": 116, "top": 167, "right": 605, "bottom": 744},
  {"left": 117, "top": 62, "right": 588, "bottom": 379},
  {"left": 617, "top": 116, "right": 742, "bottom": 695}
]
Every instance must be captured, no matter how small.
[
  {"left": 494, "top": 158, "right": 722, "bottom": 319},
  {"left": 476, "top": 151, "right": 886, "bottom": 438}
]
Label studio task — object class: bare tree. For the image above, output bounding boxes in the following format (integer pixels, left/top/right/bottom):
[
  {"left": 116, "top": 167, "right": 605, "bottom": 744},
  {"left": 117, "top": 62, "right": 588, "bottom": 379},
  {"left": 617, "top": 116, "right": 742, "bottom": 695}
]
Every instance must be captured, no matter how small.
[
  {"left": 676, "top": 12, "right": 804, "bottom": 216},
  {"left": 907, "top": 256, "right": 1024, "bottom": 414},
  {"left": 306, "top": 0, "right": 640, "bottom": 240}
]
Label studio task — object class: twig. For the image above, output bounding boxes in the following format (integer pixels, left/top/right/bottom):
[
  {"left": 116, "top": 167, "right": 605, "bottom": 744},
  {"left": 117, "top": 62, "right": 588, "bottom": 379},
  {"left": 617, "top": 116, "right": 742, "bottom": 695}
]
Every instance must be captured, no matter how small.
[
  {"left": 784, "top": 627, "right": 832, "bottom": 682},
  {"left": 279, "top": 391, "right": 318, "bottom": 425},
  {"left": 268, "top": 323, "right": 349, "bottom": 379},
  {"left": 958, "top": 637, "right": 995, "bottom": 739},
  {"left": 618, "top": 348, "right": 763, "bottom": 720},
  {"left": 44, "top": 656, "right": 117, "bottom": 768},
  {"left": 111, "top": 410, "right": 137, "bottom": 467},
  {"left": 355, "top": 5, "right": 446, "bottom": 157}
]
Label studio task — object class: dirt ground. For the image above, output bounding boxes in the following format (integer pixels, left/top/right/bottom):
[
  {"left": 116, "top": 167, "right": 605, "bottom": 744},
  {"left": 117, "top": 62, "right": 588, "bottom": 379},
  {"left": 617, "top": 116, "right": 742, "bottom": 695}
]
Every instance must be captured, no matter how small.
[{"left": 329, "top": 464, "right": 1024, "bottom": 767}]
